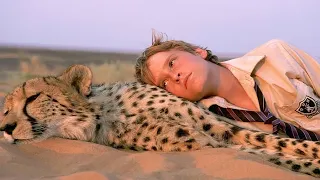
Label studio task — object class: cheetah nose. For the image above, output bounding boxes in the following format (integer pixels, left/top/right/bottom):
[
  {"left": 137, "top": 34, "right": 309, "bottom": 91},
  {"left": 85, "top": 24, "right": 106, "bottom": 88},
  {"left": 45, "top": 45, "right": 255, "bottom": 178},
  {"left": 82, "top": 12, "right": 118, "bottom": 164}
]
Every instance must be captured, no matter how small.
[{"left": 0, "top": 123, "right": 17, "bottom": 135}]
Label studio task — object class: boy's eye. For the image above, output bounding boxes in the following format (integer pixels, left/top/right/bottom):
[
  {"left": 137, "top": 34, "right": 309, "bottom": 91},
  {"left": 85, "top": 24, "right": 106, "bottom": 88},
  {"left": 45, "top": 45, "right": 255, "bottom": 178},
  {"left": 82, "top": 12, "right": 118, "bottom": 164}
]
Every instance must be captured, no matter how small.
[
  {"left": 169, "top": 60, "right": 175, "bottom": 68},
  {"left": 163, "top": 80, "right": 168, "bottom": 89}
]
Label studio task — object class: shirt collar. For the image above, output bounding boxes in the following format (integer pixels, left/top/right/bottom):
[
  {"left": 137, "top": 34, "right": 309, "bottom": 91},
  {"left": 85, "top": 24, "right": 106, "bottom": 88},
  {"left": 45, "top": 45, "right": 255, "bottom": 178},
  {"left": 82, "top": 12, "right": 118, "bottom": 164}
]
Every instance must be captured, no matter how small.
[{"left": 220, "top": 55, "right": 265, "bottom": 74}]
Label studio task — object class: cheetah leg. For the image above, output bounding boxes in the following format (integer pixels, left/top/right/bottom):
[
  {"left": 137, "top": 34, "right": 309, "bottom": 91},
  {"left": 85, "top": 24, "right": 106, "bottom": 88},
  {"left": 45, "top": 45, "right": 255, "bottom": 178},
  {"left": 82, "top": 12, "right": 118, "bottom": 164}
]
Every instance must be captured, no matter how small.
[
  {"left": 171, "top": 104, "right": 237, "bottom": 142},
  {"left": 230, "top": 145, "right": 320, "bottom": 178},
  {"left": 185, "top": 104, "right": 320, "bottom": 160},
  {"left": 130, "top": 120, "right": 227, "bottom": 152},
  {"left": 230, "top": 130, "right": 320, "bottom": 159},
  {"left": 155, "top": 129, "right": 227, "bottom": 152}
]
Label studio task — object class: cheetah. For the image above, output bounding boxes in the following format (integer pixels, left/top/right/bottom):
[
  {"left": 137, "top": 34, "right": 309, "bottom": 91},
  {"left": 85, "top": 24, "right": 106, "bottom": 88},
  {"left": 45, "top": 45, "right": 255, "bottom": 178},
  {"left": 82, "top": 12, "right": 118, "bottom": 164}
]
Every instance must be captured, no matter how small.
[{"left": 1, "top": 64, "right": 320, "bottom": 177}]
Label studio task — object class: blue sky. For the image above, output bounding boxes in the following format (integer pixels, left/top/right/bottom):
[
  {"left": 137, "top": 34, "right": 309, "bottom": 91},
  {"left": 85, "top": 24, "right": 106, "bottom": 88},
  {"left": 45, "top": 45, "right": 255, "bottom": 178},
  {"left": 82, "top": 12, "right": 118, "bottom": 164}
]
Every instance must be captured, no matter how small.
[{"left": 0, "top": 0, "right": 319, "bottom": 59}]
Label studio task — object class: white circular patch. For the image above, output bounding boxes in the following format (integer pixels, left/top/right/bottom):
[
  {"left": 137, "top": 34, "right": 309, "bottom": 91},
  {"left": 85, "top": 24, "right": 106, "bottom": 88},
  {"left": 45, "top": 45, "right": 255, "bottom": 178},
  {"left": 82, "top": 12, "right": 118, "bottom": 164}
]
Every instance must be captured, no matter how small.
[{"left": 3, "top": 132, "right": 15, "bottom": 143}]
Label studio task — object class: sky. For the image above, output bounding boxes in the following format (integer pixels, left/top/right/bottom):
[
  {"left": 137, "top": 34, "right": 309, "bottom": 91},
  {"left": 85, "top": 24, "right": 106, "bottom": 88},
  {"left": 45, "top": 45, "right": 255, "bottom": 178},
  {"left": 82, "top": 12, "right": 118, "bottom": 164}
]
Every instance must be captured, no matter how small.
[{"left": 0, "top": 0, "right": 319, "bottom": 59}]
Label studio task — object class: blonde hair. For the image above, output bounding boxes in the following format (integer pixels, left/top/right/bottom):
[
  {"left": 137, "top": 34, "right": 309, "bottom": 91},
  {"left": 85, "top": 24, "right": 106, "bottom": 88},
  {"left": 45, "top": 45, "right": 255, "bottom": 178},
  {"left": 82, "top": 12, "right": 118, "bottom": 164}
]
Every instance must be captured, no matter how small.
[{"left": 135, "top": 31, "right": 219, "bottom": 85}]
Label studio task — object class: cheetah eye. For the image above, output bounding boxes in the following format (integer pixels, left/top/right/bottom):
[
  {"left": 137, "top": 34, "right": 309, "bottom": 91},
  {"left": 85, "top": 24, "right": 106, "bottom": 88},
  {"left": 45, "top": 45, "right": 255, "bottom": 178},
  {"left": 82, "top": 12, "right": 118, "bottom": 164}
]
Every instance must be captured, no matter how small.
[{"left": 3, "top": 110, "right": 8, "bottom": 116}]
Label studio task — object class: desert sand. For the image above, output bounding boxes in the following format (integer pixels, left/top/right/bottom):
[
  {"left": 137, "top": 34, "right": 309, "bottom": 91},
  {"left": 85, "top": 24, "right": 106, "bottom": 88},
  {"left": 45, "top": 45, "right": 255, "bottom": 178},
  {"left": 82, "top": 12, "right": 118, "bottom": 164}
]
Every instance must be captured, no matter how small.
[{"left": 0, "top": 135, "right": 316, "bottom": 180}]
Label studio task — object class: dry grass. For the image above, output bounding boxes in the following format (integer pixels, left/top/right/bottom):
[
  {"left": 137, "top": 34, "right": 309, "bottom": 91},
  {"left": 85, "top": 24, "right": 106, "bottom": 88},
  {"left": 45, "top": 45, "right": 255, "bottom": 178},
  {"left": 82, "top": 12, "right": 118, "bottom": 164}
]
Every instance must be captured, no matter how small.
[
  {"left": 88, "top": 60, "right": 135, "bottom": 84},
  {"left": 0, "top": 54, "right": 136, "bottom": 93},
  {"left": 19, "top": 56, "right": 61, "bottom": 76}
]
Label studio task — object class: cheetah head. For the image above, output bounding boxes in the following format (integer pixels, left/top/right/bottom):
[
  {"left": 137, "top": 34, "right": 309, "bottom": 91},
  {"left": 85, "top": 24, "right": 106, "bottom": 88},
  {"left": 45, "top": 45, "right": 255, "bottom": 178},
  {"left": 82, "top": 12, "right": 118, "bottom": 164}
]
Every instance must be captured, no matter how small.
[{"left": 0, "top": 65, "right": 94, "bottom": 144}]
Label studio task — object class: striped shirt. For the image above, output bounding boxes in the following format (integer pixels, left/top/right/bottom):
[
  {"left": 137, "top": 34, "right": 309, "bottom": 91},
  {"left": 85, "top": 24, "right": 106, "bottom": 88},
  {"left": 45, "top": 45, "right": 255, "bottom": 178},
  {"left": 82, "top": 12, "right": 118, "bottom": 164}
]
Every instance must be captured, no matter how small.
[{"left": 208, "top": 83, "right": 320, "bottom": 141}]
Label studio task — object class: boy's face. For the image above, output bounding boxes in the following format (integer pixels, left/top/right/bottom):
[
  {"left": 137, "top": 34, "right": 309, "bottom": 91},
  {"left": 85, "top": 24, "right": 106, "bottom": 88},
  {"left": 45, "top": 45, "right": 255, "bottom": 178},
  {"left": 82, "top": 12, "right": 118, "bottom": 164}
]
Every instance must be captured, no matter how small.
[{"left": 147, "top": 49, "right": 211, "bottom": 101}]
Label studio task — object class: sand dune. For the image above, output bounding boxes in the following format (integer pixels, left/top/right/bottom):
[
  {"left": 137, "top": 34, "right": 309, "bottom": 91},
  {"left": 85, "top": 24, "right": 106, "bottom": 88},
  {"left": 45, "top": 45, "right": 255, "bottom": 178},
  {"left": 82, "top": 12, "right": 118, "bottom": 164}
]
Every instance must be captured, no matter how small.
[{"left": 0, "top": 136, "right": 315, "bottom": 180}]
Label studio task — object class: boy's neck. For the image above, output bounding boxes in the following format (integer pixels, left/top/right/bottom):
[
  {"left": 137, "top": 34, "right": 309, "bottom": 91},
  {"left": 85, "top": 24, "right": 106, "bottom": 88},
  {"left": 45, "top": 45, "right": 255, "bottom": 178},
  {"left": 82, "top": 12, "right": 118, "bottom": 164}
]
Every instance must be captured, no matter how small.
[
  {"left": 215, "top": 65, "right": 238, "bottom": 97},
  {"left": 208, "top": 64, "right": 258, "bottom": 111}
]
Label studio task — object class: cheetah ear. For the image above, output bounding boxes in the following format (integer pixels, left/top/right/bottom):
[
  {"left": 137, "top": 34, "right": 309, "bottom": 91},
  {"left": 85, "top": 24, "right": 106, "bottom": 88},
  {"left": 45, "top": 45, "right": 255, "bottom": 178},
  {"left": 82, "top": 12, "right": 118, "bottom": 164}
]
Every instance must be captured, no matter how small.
[{"left": 58, "top": 64, "right": 93, "bottom": 96}]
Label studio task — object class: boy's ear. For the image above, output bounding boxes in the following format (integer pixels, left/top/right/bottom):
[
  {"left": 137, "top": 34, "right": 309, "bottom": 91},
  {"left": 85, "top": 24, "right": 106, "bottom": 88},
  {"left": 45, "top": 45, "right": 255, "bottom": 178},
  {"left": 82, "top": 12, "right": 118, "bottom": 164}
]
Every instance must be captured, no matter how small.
[{"left": 195, "top": 48, "right": 208, "bottom": 59}]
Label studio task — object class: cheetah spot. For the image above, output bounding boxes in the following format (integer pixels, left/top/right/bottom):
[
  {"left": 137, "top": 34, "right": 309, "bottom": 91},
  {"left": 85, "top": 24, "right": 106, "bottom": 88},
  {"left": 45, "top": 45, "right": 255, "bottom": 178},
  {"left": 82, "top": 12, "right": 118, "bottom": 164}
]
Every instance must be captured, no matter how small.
[
  {"left": 304, "top": 162, "right": 312, "bottom": 167},
  {"left": 255, "top": 133, "right": 266, "bottom": 143},
  {"left": 291, "top": 164, "right": 301, "bottom": 171},
  {"left": 186, "top": 138, "right": 195, "bottom": 143},
  {"left": 302, "top": 143, "right": 308, "bottom": 148},
  {"left": 278, "top": 140, "right": 287, "bottom": 148},
  {"left": 144, "top": 137, "right": 151, "bottom": 142},
  {"left": 294, "top": 149, "right": 306, "bottom": 155},
  {"left": 313, "top": 168, "right": 320, "bottom": 175},
  {"left": 147, "top": 100, "right": 154, "bottom": 106},
  {"left": 286, "top": 160, "right": 293, "bottom": 164},
  {"left": 187, "top": 108, "right": 193, "bottom": 116},
  {"left": 174, "top": 112, "right": 182, "bottom": 118},
  {"left": 202, "top": 124, "right": 212, "bottom": 131},
  {"left": 176, "top": 128, "right": 190, "bottom": 138},
  {"left": 141, "top": 122, "right": 149, "bottom": 128},
  {"left": 156, "top": 127, "right": 163, "bottom": 135},
  {"left": 230, "top": 126, "right": 242, "bottom": 135},
  {"left": 161, "top": 138, "right": 168, "bottom": 144},
  {"left": 222, "top": 131, "right": 233, "bottom": 141}
]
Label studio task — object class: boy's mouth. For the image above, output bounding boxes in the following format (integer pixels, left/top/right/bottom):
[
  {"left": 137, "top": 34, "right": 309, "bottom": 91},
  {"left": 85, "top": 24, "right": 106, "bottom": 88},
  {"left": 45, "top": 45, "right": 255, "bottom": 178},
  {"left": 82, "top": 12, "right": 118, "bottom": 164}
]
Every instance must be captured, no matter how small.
[{"left": 184, "top": 72, "right": 192, "bottom": 89}]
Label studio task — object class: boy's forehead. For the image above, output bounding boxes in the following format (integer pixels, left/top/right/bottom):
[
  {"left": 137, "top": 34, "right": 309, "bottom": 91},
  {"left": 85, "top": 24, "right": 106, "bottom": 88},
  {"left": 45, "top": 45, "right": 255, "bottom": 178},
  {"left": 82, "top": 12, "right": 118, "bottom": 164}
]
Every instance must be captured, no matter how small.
[
  {"left": 149, "top": 49, "right": 181, "bottom": 61},
  {"left": 148, "top": 51, "right": 169, "bottom": 63},
  {"left": 146, "top": 59, "right": 161, "bottom": 85}
]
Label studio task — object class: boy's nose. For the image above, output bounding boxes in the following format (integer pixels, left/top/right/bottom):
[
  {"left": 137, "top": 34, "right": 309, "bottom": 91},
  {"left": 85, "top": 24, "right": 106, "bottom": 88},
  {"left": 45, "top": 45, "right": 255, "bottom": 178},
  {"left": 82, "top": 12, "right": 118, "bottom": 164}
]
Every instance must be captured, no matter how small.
[{"left": 172, "top": 73, "right": 181, "bottom": 83}]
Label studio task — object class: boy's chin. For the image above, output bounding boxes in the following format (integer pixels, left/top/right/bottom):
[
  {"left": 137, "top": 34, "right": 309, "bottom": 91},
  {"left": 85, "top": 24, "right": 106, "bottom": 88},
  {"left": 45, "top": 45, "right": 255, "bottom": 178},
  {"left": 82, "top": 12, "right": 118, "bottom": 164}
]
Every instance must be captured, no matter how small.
[{"left": 185, "top": 91, "right": 204, "bottom": 102}]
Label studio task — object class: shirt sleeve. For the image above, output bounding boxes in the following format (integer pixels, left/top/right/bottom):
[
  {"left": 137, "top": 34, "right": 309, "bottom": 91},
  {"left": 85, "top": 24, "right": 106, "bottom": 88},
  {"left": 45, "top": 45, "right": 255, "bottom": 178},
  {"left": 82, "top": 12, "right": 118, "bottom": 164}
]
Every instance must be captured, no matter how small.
[
  {"left": 249, "top": 39, "right": 320, "bottom": 97},
  {"left": 277, "top": 40, "right": 320, "bottom": 97}
]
